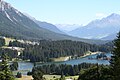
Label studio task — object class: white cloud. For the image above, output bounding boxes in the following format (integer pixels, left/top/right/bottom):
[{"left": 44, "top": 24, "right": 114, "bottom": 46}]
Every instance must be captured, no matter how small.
[{"left": 95, "top": 13, "right": 106, "bottom": 18}]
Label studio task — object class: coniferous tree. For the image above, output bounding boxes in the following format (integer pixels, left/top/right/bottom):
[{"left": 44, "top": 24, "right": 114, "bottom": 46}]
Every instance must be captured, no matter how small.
[
  {"left": 10, "top": 61, "right": 19, "bottom": 71},
  {"left": 78, "top": 65, "right": 112, "bottom": 80},
  {"left": 60, "top": 71, "right": 65, "bottom": 80},
  {"left": 0, "top": 38, "right": 5, "bottom": 47},
  {"left": 32, "top": 67, "right": 43, "bottom": 80},
  {"left": 16, "top": 72, "right": 22, "bottom": 78},
  {"left": 110, "top": 32, "right": 120, "bottom": 80},
  {"left": 0, "top": 53, "right": 14, "bottom": 80}
]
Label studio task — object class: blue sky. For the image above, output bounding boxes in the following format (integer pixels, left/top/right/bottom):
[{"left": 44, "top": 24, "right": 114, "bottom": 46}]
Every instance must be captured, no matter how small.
[{"left": 5, "top": 0, "right": 120, "bottom": 25}]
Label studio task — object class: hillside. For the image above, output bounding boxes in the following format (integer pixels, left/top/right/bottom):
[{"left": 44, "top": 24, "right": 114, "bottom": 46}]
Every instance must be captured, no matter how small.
[
  {"left": 102, "top": 33, "right": 117, "bottom": 40},
  {"left": 0, "top": 1, "right": 108, "bottom": 44},
  {"left": 0, "top": 1, "right": 66, "bottom": 40},
  {"left": 34, "top": 21, "right": 64, "bottom": 34},
  {"left": 24, "top": 13, "right": 64, "bottom": 34}
]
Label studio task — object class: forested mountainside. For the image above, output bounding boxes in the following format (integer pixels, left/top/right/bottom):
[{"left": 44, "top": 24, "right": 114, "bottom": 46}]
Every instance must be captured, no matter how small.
[
  {"left": 0, "top": 1, "right": 108, "bottom": 44},
  {"left": 0, "top": 38, "right": 5, "bottom": 47},
  {"left": 7, "top": 40, "right": 112, "bottom": 62}
]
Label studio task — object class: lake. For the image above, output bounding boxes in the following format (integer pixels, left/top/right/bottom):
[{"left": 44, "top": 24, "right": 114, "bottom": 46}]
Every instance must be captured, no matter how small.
[{"left": 18, "top": 53, "right": 112, "bottom": 75}]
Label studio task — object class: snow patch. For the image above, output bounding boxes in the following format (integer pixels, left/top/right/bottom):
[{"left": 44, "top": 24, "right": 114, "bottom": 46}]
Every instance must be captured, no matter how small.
[
  {"left": 15, "top": 9, "right": 23, "bottom": 17},
  {"left": 0, "top": 1, "right": 12, "bottom": 11},
  {"left": 13, "top": 17, "right": 18, "bottom": 22},
  {"left": 5, "top": 11, "right": 13, "bottom": 22}
]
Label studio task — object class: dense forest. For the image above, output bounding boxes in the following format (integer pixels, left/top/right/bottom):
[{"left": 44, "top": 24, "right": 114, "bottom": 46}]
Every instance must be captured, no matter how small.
[
  {"left": 31, "top": 63, "right": 96, "bottom": 76},
  {"left": 78, "top": 32, "right": 120, "bottom": 80},
  {"left": 8, "top": 40, "right": 112, "bottom": 62},
  {"left": 0, "top": 33, "right": 119, "bottom": 80},
  {"left": 29, "top": 34, "right": 119, "bottom": 80},
  {"left": 0, "top": 48, "right": 18, "bottom": 60},
  {"left": 78, "top": 64, "right": 112, "bottom": 80},
  {"left": 0, "top": 38, "right": 5, "bottom": 47},
  {"left": 30, "top": 63, "right": 112, "bottom": 80}
]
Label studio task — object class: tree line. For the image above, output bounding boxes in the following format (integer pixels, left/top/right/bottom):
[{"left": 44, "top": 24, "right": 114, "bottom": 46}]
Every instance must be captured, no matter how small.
[
  {"left": 9, "top": 40, "right": 112, "bottom": 62},
  {"left": 28, "top": 32, "right": 120, "bottom": 80},
  {"left": 78, "top": 32, "right": 120, "bottom": 80},
  {"left": 0, "top": 38, "right": 5, "bottom": 47},
  {"left": 78, "top": 64, "right": 112, "bottom": 80},
  {"left": 0, "top": 48, "right": 18, "bottom": 60},
  {"left": 30, "top": 63, "right": 96, "bottom": 76}
]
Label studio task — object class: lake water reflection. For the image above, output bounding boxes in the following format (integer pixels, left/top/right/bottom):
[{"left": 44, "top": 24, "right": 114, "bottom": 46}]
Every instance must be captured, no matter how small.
[{"left": 18, "top": 53, "right": 112, "bottom": 75}]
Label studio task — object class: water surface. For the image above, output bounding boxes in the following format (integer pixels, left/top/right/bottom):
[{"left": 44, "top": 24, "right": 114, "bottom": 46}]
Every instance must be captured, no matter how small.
[{"left": 18, "top": 53, "right": 112, "bottom": 75}]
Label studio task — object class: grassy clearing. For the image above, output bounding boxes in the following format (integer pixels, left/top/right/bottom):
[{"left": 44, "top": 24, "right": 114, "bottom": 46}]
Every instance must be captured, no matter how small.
[
  {"left": 43, "top": 75, "right": 61, "bottom": 80},
  {"left": 43, "top": 75, "right": 79, "bottom": 80},
  {"left": 65, "top": 75, "right": 79, "bottom": 80},
  {"left": 15, "top": 75, "right": 79, "bottom": 80},
  {"left": 4, "top": 37, "right": 15, "bottom": 45},
  {"left": 15, "top": 75, "right": 60, "bottom": 80},
  {"left": 13, "top": 70, "right": 30, "bottom": 76},
  {"left": 52, "top": 56, "right": 70, "bottom": 62},
  {"left": 15, "top": 75, "right": 33, "bottom": 80}
]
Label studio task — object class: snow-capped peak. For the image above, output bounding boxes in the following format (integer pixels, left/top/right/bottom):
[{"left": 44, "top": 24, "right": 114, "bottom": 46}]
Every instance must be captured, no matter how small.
[
  {"left": 103, "top": 13, "right": 119, "bottom": 20},
  {"left": 0, "top": 0, "right": 22, "bottom": 14},
  {"left": 0, "top": 0, "right": 12, "bottom": 11}
]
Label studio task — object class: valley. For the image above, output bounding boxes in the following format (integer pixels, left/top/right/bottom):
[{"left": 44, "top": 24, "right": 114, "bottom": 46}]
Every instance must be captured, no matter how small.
[
  {"left": 0, "top": 0, "right": 119, "bottom": 80},
  {"left": 0, "top": 36, "right": 113, "bottom": 80}
]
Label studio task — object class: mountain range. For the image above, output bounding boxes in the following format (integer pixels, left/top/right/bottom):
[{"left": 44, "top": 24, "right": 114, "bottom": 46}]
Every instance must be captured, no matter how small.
[
  {"left": 24, "top": 13, "right": 64, "bottom": 34},
  {"left": 0, "top": 1, "right": 107, "bottom": 44},
  {"left": 55, "top": 24, "right": 81, "bottom": 32},
  {"left": 67, "top": 13, "right": 120, "bottom": 40}
]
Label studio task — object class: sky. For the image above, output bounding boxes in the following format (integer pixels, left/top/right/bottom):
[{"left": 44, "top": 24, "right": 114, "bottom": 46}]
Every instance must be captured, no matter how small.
[{"left": 4, "top": 0, "right": 120, "bottom": 26}]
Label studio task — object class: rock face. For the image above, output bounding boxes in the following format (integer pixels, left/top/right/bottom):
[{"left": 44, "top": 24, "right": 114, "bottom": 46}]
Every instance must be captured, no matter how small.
[{"left": 0, "top": 0, "right": 13, "bottom": 11}]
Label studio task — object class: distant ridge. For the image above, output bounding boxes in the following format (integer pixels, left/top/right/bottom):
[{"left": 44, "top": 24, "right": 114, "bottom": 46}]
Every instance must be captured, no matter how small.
[
  {"left": 68, "top": 13, "right": 120, "bottom": 40},
  {"left": 24, "top": 13, "right": 64, "bottom": 34}
]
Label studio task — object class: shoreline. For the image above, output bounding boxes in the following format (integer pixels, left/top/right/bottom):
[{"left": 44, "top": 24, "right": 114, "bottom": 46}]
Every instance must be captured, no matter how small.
[
  {"left": 52, "top": 56, "right": 71, "bottom": 62},
  {"left": 53, "top": 51, "right": 101, "bottom": 62},
  {"left": 64, "top": 56, "right": 71, "bottom": 61},
  {"left": 80, "top": 51, "right": 101, "bottom": 58},
  {"left": 9, "top": 51, "right": 101, "bottom": 63}
]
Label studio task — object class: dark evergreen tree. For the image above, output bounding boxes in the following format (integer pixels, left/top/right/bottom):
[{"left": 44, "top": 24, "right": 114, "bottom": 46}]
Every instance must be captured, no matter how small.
[
  {"left": 78, "top": 65, "right": 112, "bottom": 80},
  {"left": 60, "top": 71, "right": 65, "bottom": 80},
  {"left": 0, "top": 48, "right": 18, "bottom": 60},
  {"left": 10, "top": 61, "right": 18, "bottom": 71},
  {"left": 0, "top": 38, "right": 5, "bottom": 47},
  {"left": 110, "top": 32, "right": 120, "bottom": 80},
  {"left": 0, "top": 53, "right": 14, "bottom": 80},
  {"left": 32, "top": 71, "right": 43, "bottom": 80},
  {"left": 30, "top": 63, "right": 96, "bottom": 76},
  {"left": 27, "top": 71, "right": 32, "bottom": 76},
  {"left": 16, "top": 72, "right": 22, "bottom": 78},
  {"left": 32, "top": 67, "right": 43, "bottom": 80}
]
